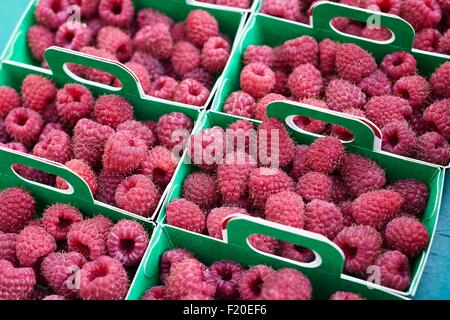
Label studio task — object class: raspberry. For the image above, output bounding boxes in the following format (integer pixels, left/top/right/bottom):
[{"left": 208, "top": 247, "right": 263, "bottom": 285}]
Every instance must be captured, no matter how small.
[
  {"left": 340, "top": 153, "right": 386, "bottom": 197},
  {"left": 288, "top": 64, "right": 323, "bottom": 99},
  {"left": 41, "top": 252, "right": 87, "bottom": 298},
  {"left": 0, "top": 260, "right": 36, "bottom": 300},
  {"left": 55, "top": 22, "right": 93, "bottom": 52},
  {"left": 96, "top": 26, "right": 132, "bottom": 62},
  {"left": 415, "top": 131, "right": 450, "bottom": 165},
  {"left": 0, "top": 188, "right": 35, "bottom": 233},
  {"left": 32, "top": 129, "right": 72, "bottom": 163},
  {"left": 261, "top": 268, "right": 312, "bottom": 300},
  {"left": 86, "top": 17, "right": 103, "bottom": 36},
  {"left": 79, "top": 256, "right": 129, "bottom": 300},
  {"left": 240, "top": 63, "right": 276, "bottom": 99},
  {"left": 393, "top": 75, "right": 430, "bottom": 108},
  {"left": 166, "top": 199, "right": 206, "bottom": 233},
  {"left": 365, "top": 95, "right": 413, "bottom": 128},
  {"left": 254, "top": 93, "right": 286, "bottom": 121},
  {"left": 159, "top": 248, "right": 194, "bottom": 284},
  {"left": 238, "top": 265, "right": 274, "bottom": 300},
  {"left": 223, "top": 91, "right": 255, "bottom": 118},
  {"left": 385, "top": 217, "right": 429, "bottom": 257},
  {"left": 440, "top": 30, "right": 450, "bottom": 53},
  {"left": 335, "top": 44, "right": 376, "bottom": 83},
  {"left": 296, "top": 172, "right": 333, "bottom": 202},
  {"left": 39, "top": 123, "right": 63, "bottom": 141},
  {"left": 249, "top": 234, "right": 280, "bottom": 254},
  {"left": 42, "top": 204, "right": 83, "bottom": 240},
  {"left": 265, "top": 191, "right": 305, "bottom": 228},
  {"left": 414, "top": 28, "right": 443, "bottom": 52},
  {"left": 115, "top": 174, "right": 159, "bottom": 217},
  {"left": 94, "top": 95, "right": 133, "bottom": 129},
  {"left": 358, "top": 70, "right": 392, "bottom": 98},
  {"left": 206, "top": 207, "right": 248, "bottom": 239},
  {"left": 170, "top": 22, "right": 186, "bottom": 43},
  {"left": 98, "top": 0, "right": 134, "bottom": 27},
  {"left": 334, "top": 225, "right": 382, "bottom": 274},
  {"left": 304, "top": 200, "right": 343, "bottom": 239},
  {"left": 5, "top": 107, "right": 43, "bottom": 145},
  {"left": 306, "top": 136, "right": 345, "bottom": 174},
  {"left": 71, "top": 0, "right": 100, "bottom": 18},
  {"left": 141, "top": 286, "right": 165, "bottom": 300},
  {"left": 243, "top": 45, "right": 273, "bottom": 67},
  {"left": 279, "top": 242, "right": 315, "bottom": 263},
  {"left": 282, "top": 36, "right": 319, "bottom": 68},
  {"left": 0, "top": 86, "right": 20, "bottom": 118},
  {"left": 188, "top": 126, "right": 226, "bottom": 171},
  {"left": 216, "top": 0, "right": 251, "bottom": 7},
  {"left": 0, "top": 232, "right": 17, "bottom": 263},
  {"left": 141, "top": 146, "right": 178, "bottom": 188},
  {"left": 249, "top": 167, "right": 295, "bottom": 210},
  {"left": 206, "top": 260, "right": 245, "bottom": 300},
  {"left": 329, "top": 291, "right": 365, "bottom": 300},
  {"left": 174, "top": 79, "right": 210, "bottom": 106},
  {"left": 326, "top": 79, "right": 366, "bottom": 111},
  {"left": 96, "top": 170, "right": 125, "bottom": 205},
  {"left": 429, "top": 62, "right": 450, "bottom": 98},
  {"left": 381, "top": 51, "right": 417, "bottom": 80},
  {"left": 76, "top": 47, "right": 118, "bottom": 85},
  {"left": 107, "top": 220, "right": 149, "bottom": 267},
  {"left": 21, "top": 74, "right": 57, "bottom": 112},
  {"left": 185, "top": 10, "right": 219, "bottom": 47},
  {"left": 165, "top": 258, "right": 216, "bottom": 300},
  {"left": 381, "top": 120, "right": 417, "bottom": 156},
  {"left": 370, "top": 250, "right": 411, "bottom": 291},
  {"left": 226, "top": 120, "right": 255, "bottom": 153},
  {"left": 130, "top": 51, "right": 165, "bottom": 82},
  {"left": 35, "top": 0, "right": 70, "bottom": 30},
  {"left": 361, "top": 26, "right": 392, "bottom": 40},
  {"left": 171, "top": 41, "right": 201, "bottom": 76},
  {"left": 148, "top": 76, "right": 178, "bottom": 101},
  {"left": 319, "top": 38, "right": 339, "bottom": 75},
  {"left": 67, "top": 216, "right": 113, "bottom": 260},
  {"left": 56, "top": 84, "right": 94, "bottom": 123},
  {"left": 182, "top": 172, "right": 219, "bottom": 210},
  {"left": 57, "top": 159, "right": 98, "bottom": 194},
  {"left": 261, "top": 0, "right": 301, "bottom": 21},
  {"left": 184, "top": 68, "right": 213, "bottom": 89},
  {"left": 389, "top": 179, "right": 429, "bottom": 216},
  {"left": 137, "top": 8, "right": 173, "bottom": 29},
  {"left": 27, "top": 25, "right": 54, "bottom": 62},
  {"left": 117, "top": 120, "right": 157, "bottom": 148},
  {"left": 272, "top": 69, "right": 289, "bottom": 96},
  {"left": 400, "top": 0, "right": 442, "bottom": 31},
  {"left": 16, "top": 225, "right": 56, "bottom": 267},
  {"left": 155, "top": 112, "right": 193, "bottom": 150},
  {"left": 201, "top": 36, "right": 230, "bottom": 74}
]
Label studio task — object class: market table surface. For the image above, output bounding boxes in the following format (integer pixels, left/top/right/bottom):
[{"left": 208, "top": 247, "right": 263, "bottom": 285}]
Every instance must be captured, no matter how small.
[{"left": 0, "top": 0, "right": 449, "bottom": 300}]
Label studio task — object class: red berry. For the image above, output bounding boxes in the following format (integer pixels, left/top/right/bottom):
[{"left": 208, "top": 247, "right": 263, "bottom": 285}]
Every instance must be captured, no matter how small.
[
  {"left": 27, "top": 25, "right": 55, "bottom": 62},
  {"left": 336, "top": 43, "right": 377, "bottom": 83},
  {"left": 185, "top": 10, "right": 219, "bottom": 47},
  {"left": 166, "top": 199, "right": 206, "bottom": 234},
  {"left": 5, "top": 107, "right": 43, "bottom": 145},
  {"left": 42, "top": 204, "right": 83, "bottom": 240},
  {"left": 240, "top": 63, "right": 275, "bottom": 99},
  {"left": 98, "top": 0, "right": 134, "bottom": 27},
  {"left": 94, "top": 95, "right": 133, "bottom": 129},
  {"left": 56, "top": 84, "right": 94, "bottom": 123},
  {"left": 141, "top": 146, "right": 178, "bottom": 188},
  {"left": 385, "top": 217, "right": 429, "bottom": 257}
]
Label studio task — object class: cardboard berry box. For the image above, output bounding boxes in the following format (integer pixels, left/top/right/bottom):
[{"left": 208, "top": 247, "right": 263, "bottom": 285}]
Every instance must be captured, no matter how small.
[
  {"left": 212, "top": 1, "right": 450, "bottom": 167},
  {"left": 1, "top": 0, "right": 247, "bottom": 109},
  {"left": 155, "top": 105, "right": 445, "bottom": 297}
]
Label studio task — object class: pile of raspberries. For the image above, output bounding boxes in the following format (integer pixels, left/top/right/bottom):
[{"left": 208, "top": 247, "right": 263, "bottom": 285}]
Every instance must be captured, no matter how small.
[
  {"left": 0, "top": 187, "right": 150, "bottom": 300},
  {"left": 141, "top": 247, "right": 367, "bottom": 300},
  {"left": 260, "top": 0, "right": 450, "bottom": 55},
  {"left": 198, "top": 0, "right": 254, "bottom": 9},
  {"left": 222, "top": 35, "right": 450, "bottom": 165},
  {"left": 0, "top": 74, "right": 195, "bottom": 218},
  {"left": 166, "top": 117, "right": 431, "bottom": 291},
  {"left": 27, "top": 0, "right": 232, "bottom": 107}
]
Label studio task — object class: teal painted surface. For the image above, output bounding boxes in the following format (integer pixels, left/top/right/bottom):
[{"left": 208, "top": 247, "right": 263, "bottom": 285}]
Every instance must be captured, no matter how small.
[{"left": 0, "top": 0, "right": 30, "bottom": 60}]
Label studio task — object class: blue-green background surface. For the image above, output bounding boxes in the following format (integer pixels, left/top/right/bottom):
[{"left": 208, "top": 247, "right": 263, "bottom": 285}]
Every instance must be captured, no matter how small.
[{"left": 0, "top": 0, "right": 448, "bottom": 300}]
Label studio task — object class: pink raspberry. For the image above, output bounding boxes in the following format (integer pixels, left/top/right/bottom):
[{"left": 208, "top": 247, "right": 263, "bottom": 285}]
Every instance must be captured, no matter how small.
[
  {"left": 326, "top": 79, "right": 366, "bottom": 111},
  {"left": 370, "top": 250, "right": 411, "bottom": 291},
  {"left": 159, "top": 248, "right": 194, "bottom": 284},
  {"left": 174, "top": 79, "right": 210, "bottom": 106},
  {"left": 57, "top": 159, "right": 98, "bottom": 194},
  {"left": 293, "top": 99, "right": 328, "bottom": 134},
  {"left": 117, "top": 120, "right": 156, "bottom": 148},
  {"left": 115, "top": 174, "right": 159, "bottom": 217},
  {"left": 137, "top": 8, "right": 173, "bottom": 29},
  {"left": 415, "top": 131, "right": 450, "bottom": 165},
  {"left": 27, "top": 25, "right": 54, "bottom": 62},
  {"left": 358, "top": 70, "right": 392, "bottom": 98},
  {"left": 223, "top": 91, "right": 255, "bottom": 118},
  {"left": 381, "top": 120, "right": 417, "bottom": 156},
  {"left": 226, "top": 120, "right": 255, "bottom": 154},
  {"left": 304, "top": 200, "right": 343, "bottom": 239},
  {"left": 261, "top": 0, "right": 301, "bottom": 20},
  {"left": 338, "top": 201, "right": 355, "bottom": 227},
  {"left": 75, "top": 47, "right": 118, "bottom": 85},
  {"left": 149, "top": 76, "right": 178, "bottom": 101},
  {"left": 107, "top": 220, "right": 149, "bottom": 267},
  {"left": 184, "top": 68, "right": 213, "bottom": 89},
  {"left": 96, "top": 26, "right": 132, "bottom": 62},
  {"left": 171, "top": 41, "right": 201, "bottom": 76},
  {"left": 201, "top": 36, "right": 230, "bottom": 74},
  {"left": 389, "top": 179, "right": 429, "bottom": 216},
  {"left": 130, "top": 51, "right": 165, "bottom": 82},
  {"left": 96, "top": 170, "right": 125, "bottom": 205},
  {"left": 0, "top": 86, "right": 21, "bottom": 118},
  {"left": 166, "top": 199, "right": 206, "bottom": 234},
  {"left": 340, "top": 153, "right": 386, "bottom": 197},
  {"left": 238, "top": 265, "right": 275, "bottom": 300},
  {"left": 16, "top": 225, "right": 56, "bottom": 267},
  {"left": 5, "top": 107, "right": 43, "bottom": 145},
  {"left": 365, "top": 95, "right": 413, "bottom": 128},
  {"left": 80, "top": 256, "right": 129, "bottom": 300},
  {"left": 39, "top": 123, "right": 64, "bottom": 141},
  {"left": 296, "top": 172, "right": 333, "bottom": 202},
  {"left": 400, "top": 0, "right": 442, "bottom": 31},
  {"left": 361, "top": 26, "right": 392, "bottom": 40},
  {"left": 272, "top": 69, "right": 289, "bottom": 96},
  {"left": 393, "top": 75, "right": 430, "bottom": 108},
  {"left": 287, "top": 64, "right": 322, "bottom": 99},
  {"left": 183, "top": 172, "right": 219, "bottom": 210},
  {"left": 42, "top": 204, "right": 83, "bottom": 240},
  {"left": 334, "top": 225, "right": 382, "bottom": 274},
  {"left": 70, "top": 0, "right": 100, "bottom": 19},
  {"left": 0, "top": 232, "right": 17, "bottom": 263},
  {"left": 381, "top": 51, "right": 417, "bottom": 80},
  {"left": 290, "top": 145, "right": 309, "bottom": 179},
  {"left": 439, "top": 30, "right": 450, "bottom": 54},
  {"left": 249, "top": 235, "right": 280, "bottom": 254},
  {"left": 240, "top": 63, "right": 275, "bottom": 99},
  {"left": 21, "top": 74, "right": 57, "bottom": 112},
  {"left": 385, "top": 216, "right": 429, "bottom": 257},
  {"left": 141, "top": 286, "right": 165, "bottom": 300},
  {"left": 279, "top": 242, "right": 315, "bottom": 263},
  {"left": 35, "top": 0, "right": 70, "bottom": 30},
  {"left": 336, "top": 43, "right": 376, "bottom": 83},
  {"left": 171, "top": 22, "right": 186, "bottom": 43},
  {"left": 429, "top": 62, "right": 450, "bottom": 98},
  {"left": 243, "top": 45, "right": 273, "bottom": 66},
  {"left": 32, "top": 129, "right": 72, "bottom": 163},
  {"left": 141, "top": 146, "right": 178, "bottom": 188},
  {"left": 216, "top": 0, "right": 251, "bottom": 7},
  {"left": 55, "top": 22, "right": 93, "bottom": 52},
  {"left": 188, "top": 126, "right": 226, "bottom": 172},
  {"left": 414, "top": 28, "right": 443, "bottom": 52},
  {"left": 56, "top": 84, "right": 94, "bottom": 123},
  {"left": 155, "top": 112, "right": 193, "bottom": 150},
  {"left": 261, "top": 268, "right": 312, "bottom": 300},
  {"left": 41, "top": 252, "right": 87, "bottom": 298},
  {"left": 206, "top": 260, "right": 245, "bottom": 300},
  {"left": 306, "top": 136, "right": 345, "bottom": 174},
  {"left": 98, "top": 0, "right": 134, "bottom": 27},
  {"left": 0, "top": 260, "right": 36, "bottom": 300},
  {"left": 185, "top": 10, "right": 219, "bottom": 47},
  {"left": 329, "top": 291, "right": 365, "bottom": 300},
  {"left": 254, "top": 93, "right": 286, "bottom": 121},
  {"left": 94, "top": 95, "right": 133, "bottom": 129},
  {"left": 282, "top": 36, "right": 319, "bottom": 68},
  {"left": 265, "top": 191, "right": 305, "bottom": 228},
  {"left": 206, "top": 207, "right": 248, "bottom": 239},
  {"left": 134, "top": 23, "right": 173, "bottom": 60},
  {"left": 319, "top": 38, "right": 339, "bottom": 74}
]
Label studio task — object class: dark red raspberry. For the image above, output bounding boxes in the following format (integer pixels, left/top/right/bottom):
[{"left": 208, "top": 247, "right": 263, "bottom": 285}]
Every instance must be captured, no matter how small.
[
  {"left": 166, "top": 199, "right": 206, "bottom": 234},
  {"left": 238, "top": 265, "right": 274, "bottom": 300},
  {"left": 35, "top": 0, "right": 70, "bottom": 30},
  {"left": 381, "top": 120, "right": 417, "bottom": 156},
  {"left": 381, "top": 51, "right": 417, "bottom": 80},
  {"left": 96, "top": 26, "right": 132, "bottom": 62},
  {"left": 16, "top": 225, "right": 56, "bottom": 267},
  {"left": 42, "top": 204, "right": 83, "bottom": 240},
  {"left": 254, "top": 93, "right": 286, "bottom": 121},
  {"left": 134, "top": 23, "right": 173, "bottom": 60},
  {"left": 296, "top": 172, "right": 333, "bottom": 202},
  {"left": 358, "top": 69, "right": 392, "bottom": 98},
  {"left": 400, "top": 0, "right": 442, "bottom": 31},
  {"left": 290, "top": 144, "right": 309, "bottom": 179},
  {"left": 130, "top": 51, "right": 165, "bottom": 82},
  {"left": 261, "top": 0, "right": 301, "bottom": 21},
  {"left": 0, "top": 86, "right": 21, "bottom": 118},
  {"left": 149, "top": 76, "right": 178, "bottom": 101},
  {"left": 155, "top": 112, "right": 193, "bottom": 150},
  {"left": 414, "top": 28, "right": 443, "bottom": 52},
  {"left": 98, "top": 0, "right": 134, "bottom": 27},
  {"left": 223, "top": 91, "right": 255, "bottom": 118},
  {"left": 240, "top": 63, "right": 276, "bottom": 99},
  {"left": 76, "top": 47, "right": 119, "bottom": 85},
  {"left": 96, "top": 170, "right": 125, "bottom": 205},
  {"left": 282, "top": 36, "right": 319, "bottom": 68},
  {"left": 184, "top": 68, "right": 213, "bottom": 89},
  {"left": 326, "top": 79, "right": 366, "bottom": 111},
  {"left": 370, "top": 250, "right": 411, "bottom": 291},
  {"left": 55, "top": 22, "right": 93, "bottom": 51},
  {"left": 159, "top": 248, "right": 194, "bottom": 284},
  {"left": 288, "top": 64, "right": 323, "bottom": 99},
  {"left": 141, "top": 286, "right": 165, "bottom": 300},
  {"left": 174, "top": 79, "right": 210, "bottom": 106},
  {"left": 32, "top": 129, "right": 72, "bottom": 163},
  {"left": 265, "top": 191, "right": 305, "bottom": 228},
  {"left": 429, "top": 62, "right": 450, "bottom": 98},
  {"left": 94, "top": 95, "right": 133, "bottom": 129},
  {"left": 201, "top": 36, "right": 230, "bottom": 74},
  {"left": 206, "top": 207, "right": 248, "bottom": 239},
  {"left": 5, "top": 107, "right": 43, "bottom": 145},
  {"left": 329, "top": 291, "right": 365, "bottom": 300},
  {"left": 183, "top": 172, "right": 219, "bottom": 210},
  {"left": 243, "top": 45, "right": 273, "bottom": 67},
  {"left": 141, "top": 146, "right": 178, "bottom": 188},
  {"left": 0, "top": 260, "right": 36, "bottom": 300},
  {"left": 365, "top": 95, "right": 413, "bottom": 128},
  {"left": 27, "top": 25, "right": 54, "bottom": 62},
  {"left": 57, "top": 159, "right": 98, "bottom": 194},
  {"left": 56, "top": 84, "right": 94, "bottom": 123},
  {"left": 393, "top": 75, "right": 430, "bottom": 108},
  {"left": 306, "top": 136, "right": 345, "bottom": 174},
  {"left": 206, "top": 260, "right": 245, "bottom": 300},
  {"left": 336, "top": 43, "right": 376, "bottom": 83},
  {"left": 117, "top": 120, "right": 156, "bottom": 148},
  {"left": 389, "top": 179, "right": 429, "bottom": 216},
  {"left": 171, "top": 41, "right": 201, "bottom": 77},
  {"left": 415, "top": 131, "right": 450, "bottom": 165},
  {"left": 385, "top": 216, "right": 429, "bottom": 257},
  {"left": 261, "top": 268, "right": 312, "bottom": 300},
  {"left": 21, "top": 74, "right": 57, "bottom": 112},
  {"left": 185, "top": 10, "right": 219, "bottom": 47}
]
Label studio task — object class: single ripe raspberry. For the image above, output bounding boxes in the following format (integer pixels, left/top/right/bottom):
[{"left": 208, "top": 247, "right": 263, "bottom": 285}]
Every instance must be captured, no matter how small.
[
  {"left": 216, "top": 0, "right": 251, "bottom": 8},
  {"left": 174, "top": 79, "right": 210, "bottom": 106},
  {"left": 159, "top": 248, "right": 194, "bottom": 284},
  {"left": 393, "top": 75, "right": 430, "bottom": 108},
  {"left": 358, "top": 69, "right": 392, "bottom": 98},
  {"left": 279, "top": 242, "right": 315, "bottom": 263},
  {"left": 254, "top": 93, "right": 286, "bottom": 121},
  {"left": 115, "top": 174, "right": 159, "bottom": 217},
  {"left": 282, "top": 36, "right": 319, "bottom": 68},
  {"left": 223, "top": 91, "right": 255, "bottom": 118},
  {"left": 0, "top": 188, "right": 34, "bottom": 230},
  {"left": 334, "top": 225, "right": 382, "bottom": 275},
  {"left": 238, "top": 265, "right": 275, "bottom": 300},
  {"left": 16, "top": 225, "right": 56, "bottom": 267},
  {"left": 0, "top": 86, "right": 21, "bottom": 118},
  {"left": 141, "top": 286, "right": 165, "bottom": 300},
  {"left": 134, "top": 23, "right": 173, "bottom": 60},
  {"left": 296, "top": 172, "right": 333, "bottom": 202},
  {"left": 149, "top": 76, "right": 178, "bottom": 101},
  {"left": 381, "top": 51, "right": 417, "bottom": 80},
  {"left": 290, "top": 145, "right": 309, "bottom": 179},
  {"left": 96, "top": 170, "right": 125, "bottom": 205},
  {"left": 370, "top": 250, "right": 411, "bottom": 291},
  {"left": 439, "top": 30, "right": 450, "bottom": 54},
  {"left": 35, "top": 0, "right": 70, "bottom": 30},
  {"left": 365, "top": 95, "right": 413, "bottom": 128},
  {"left": 5, "top": 107, "right": 43, "bottom": 145},
  {"left": 41, "top": 252, "right": 87, "bottom": 298},
  {"left": 42, "top": 204, "right": 83, "bottom": 240},
  {"left": 306, "top": 136, "right": 345, "bottom": 174},
  {"left": 389, "top": 179, "right": 429, "bottom": 216},
  {"left": 261, "top": 0, "right": 301, "bottom": 21},
  {"left": 329, "top": 291, "right": 365, "bottom": 300},
  {"left": 184, "top": 68, "right": 213, "bottom": 89},
  {"left": 0, "top": 260, "right": 36, "bottom": 300},
  {"left": 171, "top": 41, "right": 201, "bottom": 76},
  {"left": 32, "top": 129, "right": 72, "bottom": 163},
  {"left": 414, "top": 28, "right": 443, "bottom": 52},
  {"left": 98, "top": 0, "right": 134, "bottom": 27},
  {"left": 385, "top": 216, "right": 429, "bottom": 257},
  {"left": 76, "top": 47, "right": 119, "bottom": 85},
  {"left": 261, "top": 268, "right": 312, "bottom": 300},
  {"left": 155, "top": 112, "right": 193, "bottom": 150},
  {"left": 326, "top": 79, "right": 366, "bottom": 111},
  {"left": 182, "top": 172, "right": 219, "bottom": 210},
  {"left": 79, "top": 256, "right": 129, "bottom": 300},
  {"left": 56, "top": 159, "right": 98, "bottom": 194},
  {"left": 188, "top": 126, "right": 226, "bottom": 172},
  {"left": 206, "top": 207, "right": 248, "bottom": 239},
  {"left": 55, "top": 22, "right": 93, "bottom": 52},
  {"left": 136, "top": 8, "right": 173, "bottom": 30},
  {"left": 381, "top": 120, "right": 417, "bottom": 156},
  {"left": 335, "top": 43, "right": 376, "bottom": 83},
  {"left": 226, "top": 119, "right": 254, "bottom": 152},
  {"left": 288, "top": 64, "right": 323, "bottom": 99},
  {"left": 27, "top": 25, "right": 54, "bottom": 62},
  {"left": 130, "top": 51, "right": 165, "bottom": 82},
  {"left": 206, "top": 260, "right": 245, "bottom": 300},
  {"left": 240, "top": 63, "right": 276, "bottom": 99},
  {"left": 429, "top": 62, "right": 450, "bottom": 98},
  {"left": 400, "top": 0, "right": 442, "bottom": 31},
  {"left": 56, "top": 84, "right": 94, "bottom": 123},
  {"left": 170, "top": 22, "right": 186, "bottom": 43},
  {"left": 71, "top": 0, "right": 100, "bottom": 19},
  {"left": 243, "top": 45, "right": 273, "bottom": 67},
  {"left": 185, "top": 10, "right": 219, "bottom": 47},
  {"left": 415, "top": 131, "right": 450, "bottom": 165},
  {"left": 21, "top": 74, "right": 57, "bottom": 112},
  {"left": 166, "top": 199, "right": 206, "bottom": 234},
  {"left": 264, "top": 191, "right": 304, "bottom": 229},
  {"left": 340, "top": 153, "right": 386, "bottom": 197},
  {"left": 304, "top": 200, "right": 343, "bottom": 239},
  {"left": 319, "top": 38, "right": 339, "bottom": 74},
  {"left": 107, "top": 220, "right": 149, "bottom": 267},
  {"left": 272, "top": 69, "right": 289, "bottom": 96},
  {"left": 94, "top": 95, "right": 133, "bottom": 129},
  {"left": 201, "top": 36, "right": 230, "bottom": 74},
  {"left": 117, "top": 120, "right": 156, "bottom": 149},
  {"left": 96, "top": 26, "right": 132, "bottom": 62},
  {"left": 0, "top": 232, "right": 17, "bottom": 263},
  {"left": 141, "top": 146, "right": 178, "bottom": 188}
]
